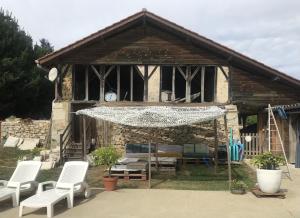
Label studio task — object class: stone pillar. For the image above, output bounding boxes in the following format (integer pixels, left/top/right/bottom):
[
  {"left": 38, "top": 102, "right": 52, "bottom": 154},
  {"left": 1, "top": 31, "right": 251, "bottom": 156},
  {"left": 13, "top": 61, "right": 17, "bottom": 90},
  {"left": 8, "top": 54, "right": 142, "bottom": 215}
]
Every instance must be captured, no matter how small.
[
  {"left": 215, "top": 66, "right": 229, "bottom": 103},
  {"left": 51, "top": 101, "right": 71, "bottom": 149}
]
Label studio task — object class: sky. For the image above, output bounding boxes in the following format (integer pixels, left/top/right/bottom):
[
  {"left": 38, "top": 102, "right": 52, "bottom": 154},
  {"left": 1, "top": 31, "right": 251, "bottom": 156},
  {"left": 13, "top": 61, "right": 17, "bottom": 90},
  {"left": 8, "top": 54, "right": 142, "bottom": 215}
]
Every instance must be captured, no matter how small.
[{"left": 1, "top": 0, "right": 300, "bottom": 80}]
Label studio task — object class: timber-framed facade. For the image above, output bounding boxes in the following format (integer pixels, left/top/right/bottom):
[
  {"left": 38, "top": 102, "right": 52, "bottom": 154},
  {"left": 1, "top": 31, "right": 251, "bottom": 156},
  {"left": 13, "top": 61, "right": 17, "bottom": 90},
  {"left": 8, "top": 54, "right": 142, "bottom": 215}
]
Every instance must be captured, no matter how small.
[{"left": 36, "top": 10, "right": 300, "bottom": 163}]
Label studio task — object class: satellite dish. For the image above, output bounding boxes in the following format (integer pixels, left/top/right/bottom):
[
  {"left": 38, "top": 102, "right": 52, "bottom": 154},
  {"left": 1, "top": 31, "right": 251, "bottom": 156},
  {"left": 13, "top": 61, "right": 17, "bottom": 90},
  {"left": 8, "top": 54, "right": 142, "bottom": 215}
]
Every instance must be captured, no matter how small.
[
  {"left": 245, "top": 136, "right": 252, "bottom": 142},
  {"left": 48, "top": 68, "right": 58, "bottom": 82}
]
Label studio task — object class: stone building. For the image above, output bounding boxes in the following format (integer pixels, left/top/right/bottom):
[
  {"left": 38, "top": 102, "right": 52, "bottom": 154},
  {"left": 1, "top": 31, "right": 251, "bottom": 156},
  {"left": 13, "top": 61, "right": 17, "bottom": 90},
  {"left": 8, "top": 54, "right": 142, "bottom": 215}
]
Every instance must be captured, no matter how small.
[{"left": 35, "top": 10, "right": 300, "bottom": 161}]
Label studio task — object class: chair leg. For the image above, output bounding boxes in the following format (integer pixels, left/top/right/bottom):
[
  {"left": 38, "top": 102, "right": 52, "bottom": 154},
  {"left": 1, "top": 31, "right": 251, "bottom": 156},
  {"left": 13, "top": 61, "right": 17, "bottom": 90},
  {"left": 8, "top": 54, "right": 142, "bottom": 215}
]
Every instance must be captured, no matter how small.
[
  {"left": 19, "top": 205, "right": 23, "bottom": 217},
  {"left": 47, "top": 205, "right": 53, "bottom": 218},
  {"left": 67, "top": 196, "right": 73, "bottom": 208},
  {"left": 12, "top": 194, "right": 17, "bottom": 207}
]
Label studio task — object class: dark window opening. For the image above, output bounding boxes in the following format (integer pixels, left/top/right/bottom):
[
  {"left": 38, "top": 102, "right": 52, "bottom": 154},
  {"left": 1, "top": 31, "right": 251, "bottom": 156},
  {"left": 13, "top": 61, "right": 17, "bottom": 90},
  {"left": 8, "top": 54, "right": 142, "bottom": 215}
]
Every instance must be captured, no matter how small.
[
  {"left": 119, "top": 66, "right": 131, "bottom": 101},
  {"left": 240, "top": 114, "right": 258, "bottom": 133},
  {"left": 132, "top": 67, "right": 144, "bottom": 101},
  {"left": 88, "top": 67, "right": 100, "bottom": 100},
  {"left": 74, "top": 65, "right": 86, "bottom": 100},
  {"left": 175, "top": 66, "right": 186, "bottom": 100},
  {"left": 105, "top": 66, "right": 117, "bottom": 97},
  {"left": 191, "top": 66, "right": 201, "bottom": 102},
  {"left": 204, "top": 66, "right": 216, "bottom": 102}
]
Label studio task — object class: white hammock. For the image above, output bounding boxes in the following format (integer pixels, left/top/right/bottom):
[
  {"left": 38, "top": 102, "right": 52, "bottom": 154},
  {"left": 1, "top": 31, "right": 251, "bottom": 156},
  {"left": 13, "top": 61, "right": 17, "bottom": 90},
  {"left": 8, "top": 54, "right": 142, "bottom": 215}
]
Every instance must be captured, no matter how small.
[{"left": 76, "top": 106, "right": 226, "bottom": 128}]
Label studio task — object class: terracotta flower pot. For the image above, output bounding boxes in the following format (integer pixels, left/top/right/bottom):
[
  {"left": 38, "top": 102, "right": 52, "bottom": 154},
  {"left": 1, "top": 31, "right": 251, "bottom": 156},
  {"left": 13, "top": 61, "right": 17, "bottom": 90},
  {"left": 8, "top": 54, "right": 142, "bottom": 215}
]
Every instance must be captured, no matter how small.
[{"left": 103, "top": 176, "right": 118, "bottom": 191}]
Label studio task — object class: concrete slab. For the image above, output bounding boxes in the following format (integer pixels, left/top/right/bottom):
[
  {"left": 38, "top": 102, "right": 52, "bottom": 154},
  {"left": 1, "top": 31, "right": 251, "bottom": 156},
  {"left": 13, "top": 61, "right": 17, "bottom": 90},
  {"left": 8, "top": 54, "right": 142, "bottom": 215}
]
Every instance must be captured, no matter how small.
[{"left": 1, "top": 167, "right": 300, "bottom": 218}]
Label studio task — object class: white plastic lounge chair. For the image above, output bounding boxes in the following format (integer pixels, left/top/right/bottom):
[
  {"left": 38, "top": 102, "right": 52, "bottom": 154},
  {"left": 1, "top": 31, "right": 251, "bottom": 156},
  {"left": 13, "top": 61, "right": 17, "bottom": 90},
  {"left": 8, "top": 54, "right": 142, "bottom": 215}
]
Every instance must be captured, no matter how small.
[
  {"left": 19, "top": 161, "right": 90, "bottom": 218},
  {"left": 0, "top": 161, "right": 41, "bottom": 207}
]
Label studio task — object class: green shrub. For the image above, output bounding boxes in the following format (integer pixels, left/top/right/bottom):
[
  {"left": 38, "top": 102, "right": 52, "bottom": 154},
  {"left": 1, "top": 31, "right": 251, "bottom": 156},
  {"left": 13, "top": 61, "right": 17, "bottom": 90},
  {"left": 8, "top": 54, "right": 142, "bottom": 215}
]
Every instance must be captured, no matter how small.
[
  {"left": 92, "top": 146, "right": 121, "bottom": 177},
  {"left": 231, "top": 179, "right": 248, "bottom": 190},
  {"left": 251, "top": 152, "right": 284, "bottom": 170}
]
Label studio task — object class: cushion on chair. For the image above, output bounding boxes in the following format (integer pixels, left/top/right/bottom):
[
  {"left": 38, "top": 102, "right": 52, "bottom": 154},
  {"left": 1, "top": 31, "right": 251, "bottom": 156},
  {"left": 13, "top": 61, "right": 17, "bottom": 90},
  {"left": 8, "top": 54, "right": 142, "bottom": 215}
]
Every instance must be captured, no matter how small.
[{"left": 183, "top": 144, "right": 194, "bottom": 154}]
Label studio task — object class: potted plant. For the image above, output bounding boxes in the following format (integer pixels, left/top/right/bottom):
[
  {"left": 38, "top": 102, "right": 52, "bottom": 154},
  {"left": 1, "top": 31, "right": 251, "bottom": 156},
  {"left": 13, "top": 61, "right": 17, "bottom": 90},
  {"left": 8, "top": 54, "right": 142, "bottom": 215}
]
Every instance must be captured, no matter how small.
[
  {"left": 92, "top": 146, "right": 121, "bottom": 191},
  {"left": 251, "top": 152, "right": 285, "bottom": 193},
  {"left": 231, "top": 180, "right": 247, "bottom": 194}
]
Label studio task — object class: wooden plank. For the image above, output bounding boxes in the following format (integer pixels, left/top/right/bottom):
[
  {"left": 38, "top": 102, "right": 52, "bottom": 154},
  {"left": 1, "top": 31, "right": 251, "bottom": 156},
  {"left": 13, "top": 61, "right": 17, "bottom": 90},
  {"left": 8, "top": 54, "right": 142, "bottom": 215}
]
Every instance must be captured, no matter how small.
[
  {"left": 117, "top": 66, "right": 120, "bottom": 101},
  {"left": 85, "top": 66, "right": 89, "bottom": 101},
  {"left": 201, "top": 66, "right": 205, "bottom": 103},
  {"left": 159, "top": 66, "right": 162, "bottom": 102},
  {"left": 130, "top": 66, "right": 133, "bottom": 101},
  {"left": 171, "top": 66, "right": 176, "bottom": 101}
]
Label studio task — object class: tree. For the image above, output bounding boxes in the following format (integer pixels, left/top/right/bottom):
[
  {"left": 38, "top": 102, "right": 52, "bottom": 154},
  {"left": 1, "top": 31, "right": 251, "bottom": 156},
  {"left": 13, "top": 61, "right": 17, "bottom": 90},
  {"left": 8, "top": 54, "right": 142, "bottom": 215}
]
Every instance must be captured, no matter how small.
[{"left": 0, "top": 9, "right": 54, "bottom": 119}]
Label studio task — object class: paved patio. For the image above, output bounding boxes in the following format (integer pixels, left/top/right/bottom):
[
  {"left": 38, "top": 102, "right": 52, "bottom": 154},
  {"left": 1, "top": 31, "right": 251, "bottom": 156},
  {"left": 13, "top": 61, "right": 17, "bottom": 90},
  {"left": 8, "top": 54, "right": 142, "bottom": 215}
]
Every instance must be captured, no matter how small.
[{"left": 1, "top": 166, "right": 300, "bottom": 218}]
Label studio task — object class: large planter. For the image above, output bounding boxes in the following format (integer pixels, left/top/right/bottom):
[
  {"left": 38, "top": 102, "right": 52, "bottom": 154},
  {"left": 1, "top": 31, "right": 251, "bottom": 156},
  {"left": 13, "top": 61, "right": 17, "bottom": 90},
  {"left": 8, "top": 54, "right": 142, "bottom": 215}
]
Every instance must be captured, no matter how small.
[
  {"left": 256, "top": 169, "right": 282, "bottom": 193},
  {"left": 103, "top": 176, "right": 118, "bottom": 191}
]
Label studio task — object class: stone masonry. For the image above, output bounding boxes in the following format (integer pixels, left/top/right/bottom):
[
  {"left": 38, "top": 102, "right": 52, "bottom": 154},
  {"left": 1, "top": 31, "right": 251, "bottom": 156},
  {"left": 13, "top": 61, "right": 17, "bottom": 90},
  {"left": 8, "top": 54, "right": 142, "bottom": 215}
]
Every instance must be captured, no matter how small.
[{"left": 1, "top": 119, "right": 50, "bottom": 146}]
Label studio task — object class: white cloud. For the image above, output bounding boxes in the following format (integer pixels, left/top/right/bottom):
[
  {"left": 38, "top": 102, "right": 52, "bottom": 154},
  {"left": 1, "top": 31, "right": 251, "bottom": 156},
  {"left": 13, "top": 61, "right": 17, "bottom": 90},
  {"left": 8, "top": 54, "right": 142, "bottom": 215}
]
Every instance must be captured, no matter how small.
[{"left": 1, "top": 0, "right": 299, "bottom": 79}]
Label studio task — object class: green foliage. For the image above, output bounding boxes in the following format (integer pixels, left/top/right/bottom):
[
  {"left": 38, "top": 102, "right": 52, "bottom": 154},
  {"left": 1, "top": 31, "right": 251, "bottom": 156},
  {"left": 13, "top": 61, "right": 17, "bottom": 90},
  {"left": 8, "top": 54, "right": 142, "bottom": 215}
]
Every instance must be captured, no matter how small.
[
  {"left": 92, "top": 146, "right": 121, "bottom": 177},
  {"left": 31, "top": 147, "right": 44, "bottom": 156},
  {"left": 0, "top": 8, "right": 54, "bottom": 119},
  {"left": 231, "top": 179, "right": 248, "bottom": 190},
  {"left": 251, "top": 152, "right": 285, "bottom": 170}
]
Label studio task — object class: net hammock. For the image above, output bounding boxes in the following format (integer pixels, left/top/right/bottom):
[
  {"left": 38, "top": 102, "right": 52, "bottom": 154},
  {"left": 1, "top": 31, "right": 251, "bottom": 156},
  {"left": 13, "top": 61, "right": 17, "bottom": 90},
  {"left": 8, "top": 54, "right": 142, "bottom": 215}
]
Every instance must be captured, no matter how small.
[{"left": 76, "top": 106, "right": 226, "bottom": 128}]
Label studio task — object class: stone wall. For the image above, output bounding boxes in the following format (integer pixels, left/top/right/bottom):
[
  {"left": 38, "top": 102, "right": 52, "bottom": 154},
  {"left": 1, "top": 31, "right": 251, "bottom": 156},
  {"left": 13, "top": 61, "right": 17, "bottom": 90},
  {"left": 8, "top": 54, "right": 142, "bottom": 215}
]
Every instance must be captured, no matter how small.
[
  {"left": 1, "top": 119, "right": 50, "bottom": 145},
  {"left": 94, "top": 104, "right": 240, "bottom": 150}
]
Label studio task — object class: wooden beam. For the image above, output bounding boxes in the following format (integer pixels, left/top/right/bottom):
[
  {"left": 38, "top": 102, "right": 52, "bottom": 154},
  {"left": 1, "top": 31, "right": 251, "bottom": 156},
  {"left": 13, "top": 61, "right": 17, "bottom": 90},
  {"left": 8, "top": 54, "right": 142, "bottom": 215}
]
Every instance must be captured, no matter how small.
[
  {"left": 224, "top": 115, "right": 232, "bottom": 190},
  {"left": 91, "top": 65, "right": 101, "bottom": 80},
  {"left": 130, "top": 66, "right": 133, "bottom": 101},
  {"left": 83, "top": 116, "right": 87, "bottom": 161},
  {"left": 148, "top": 65, "right": 158, "bottom": 79},
  {"left": 176, "top": 66, "right": 187, "bottom": 80},
  {"left": 117, "top": 66, "right": 120, "bottom": 101},
  {"left": 85, "top": 66, "right": 89, "bottom": 101},
  {"left": 214, "top": 119, "right": 219, "bottom": 173},
  {"left": 104, "top": 65, "right": 115, "bottom": 79},
  {"left": 218, "top": 66, "right": 229, "bottom": 80},
  {"left": 159, "top": 66, "right": 162, "bottom": 102},
  {"left": 134, "top": 65, "right": 145, "bottom": 80},
  {"left": 54, "top": 79, "right": 59, "bottom": 101},
  {"left": 191, "top": 65, "right": 200, "bottom": 80},
  {"left": 72, "top": 65, "right": 75, "bottom": 101},
  {"left": 185, "top": 66, "right": 191, "bottom": 103},
  {"left": 144, "top": 65, "right": 148, "bottom": 102},
  {"left": 171, "top": 66, "right": 176, "bottom": 101},
  {"left": 201, "top": 66, "right": 205, "bottom": 103}
]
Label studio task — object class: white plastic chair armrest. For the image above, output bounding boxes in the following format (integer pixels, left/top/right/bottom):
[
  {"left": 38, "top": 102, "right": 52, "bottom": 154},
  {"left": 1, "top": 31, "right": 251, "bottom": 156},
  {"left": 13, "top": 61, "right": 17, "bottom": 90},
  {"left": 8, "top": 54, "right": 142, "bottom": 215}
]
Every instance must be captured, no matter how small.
[
  {"left": 0, "top": 180, "right": 8, "bottom": 187},
  {"left": 37, "top": 181, "right": 57, "bottom": 194}
]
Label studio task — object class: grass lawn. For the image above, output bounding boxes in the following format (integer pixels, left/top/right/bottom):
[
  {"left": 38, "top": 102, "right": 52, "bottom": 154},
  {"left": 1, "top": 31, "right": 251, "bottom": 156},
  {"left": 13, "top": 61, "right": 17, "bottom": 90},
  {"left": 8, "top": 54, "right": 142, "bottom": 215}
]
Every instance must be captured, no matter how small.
[{"left": 0, "top": 147, "right": 256, "bottom": 191}]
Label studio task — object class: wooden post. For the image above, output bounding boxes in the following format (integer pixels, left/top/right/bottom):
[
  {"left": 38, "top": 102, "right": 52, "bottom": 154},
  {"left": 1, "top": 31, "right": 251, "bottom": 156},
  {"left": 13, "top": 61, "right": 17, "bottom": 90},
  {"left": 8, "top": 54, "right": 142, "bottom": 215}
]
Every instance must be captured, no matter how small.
[
  {"left": 224, "top": 114, "right": 232, "bottom": 190},
  {"left": 130, "top": 66, "right": 133, "bottom": 101},
  {"left": 117, "top": 66, "right": 120, "bottom": 101},
  {"left": 144, "top": 65, "right": 148, "bottom": 102},
  {"left": 85, "top": 66, "right": 89, "bottom": 101},
  {"left": 72, "top": 65, "right": 75, "bottom": 101},
  {"left": 159, "top": 66, "right": 162, "bottom": 102},
  {"left": 148, "top": 142, "right": 151, "bottom": 189},
  {"left": 54, "top": 79, "right": 59, "bottom": 101},
  {"left": 214, "top": 119, "right": 219, "bottom": 173},
  {"left": 201, "top": 66, "right": 205, "bottom": 103},
  {"left": 172, "top": 66, "right": 176, "bottom": 101},
  {"left": 83, "top": 116, "right": 87, "bottom": 161},
  {"left": 185, "top": 66, "right": 191, "bottom": 103},
  {"left": 100, "top": 66, "right": 105, "bottom": 102}
]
